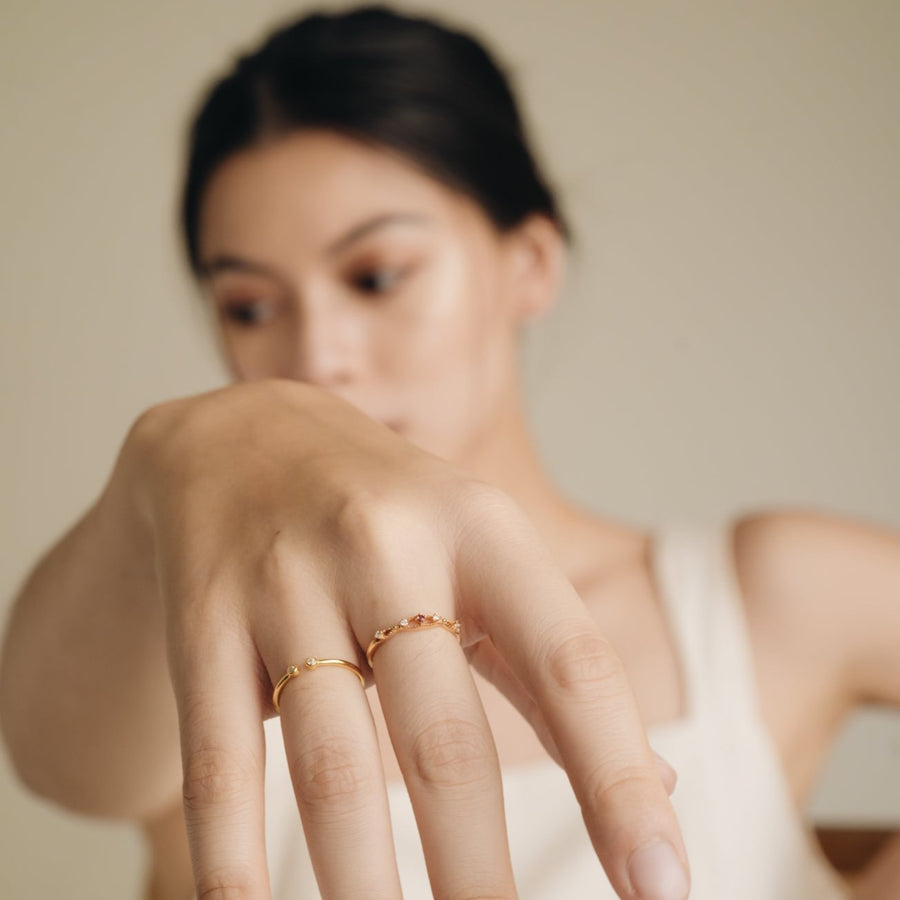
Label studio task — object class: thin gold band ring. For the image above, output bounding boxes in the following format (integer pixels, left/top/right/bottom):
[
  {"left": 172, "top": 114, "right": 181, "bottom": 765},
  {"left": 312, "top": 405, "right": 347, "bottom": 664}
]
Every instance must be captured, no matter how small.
[
  {"left": 365, "top": 613, "right": 462, "bottom": 668},
  {"left": 272, "top": 657, "right": 365, "bottom": 713}
]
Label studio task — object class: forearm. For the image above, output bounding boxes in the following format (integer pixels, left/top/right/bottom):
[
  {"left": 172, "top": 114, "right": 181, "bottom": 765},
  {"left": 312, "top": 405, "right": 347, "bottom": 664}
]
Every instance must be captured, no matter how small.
[{"left": 0, "top": 438, "right": 181, "bottom": 820}]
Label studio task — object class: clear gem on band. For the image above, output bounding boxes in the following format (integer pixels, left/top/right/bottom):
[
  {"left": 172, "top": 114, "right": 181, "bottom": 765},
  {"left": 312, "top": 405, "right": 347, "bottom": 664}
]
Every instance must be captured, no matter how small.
[{"left": 365, "top": 613, "right": 463, "bottom": 668}]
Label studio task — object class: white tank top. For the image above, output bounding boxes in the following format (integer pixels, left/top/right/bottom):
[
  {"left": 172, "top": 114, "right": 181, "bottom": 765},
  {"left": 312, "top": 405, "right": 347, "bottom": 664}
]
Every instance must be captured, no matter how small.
[{"left": 261, "top": 521, "right": 850, "bottom": 898}]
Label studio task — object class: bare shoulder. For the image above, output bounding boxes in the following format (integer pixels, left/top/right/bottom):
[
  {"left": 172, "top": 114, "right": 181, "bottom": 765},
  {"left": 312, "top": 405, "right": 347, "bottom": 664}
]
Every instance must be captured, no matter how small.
[
  {"left": 140, "top": 796, "right": 194, "bottom": 900},
  {"left": 729, "top": 507, "right": 900, "bottom": 798},
  {"left": 733, "top": 507, "right": 900, "bottom": 704}
]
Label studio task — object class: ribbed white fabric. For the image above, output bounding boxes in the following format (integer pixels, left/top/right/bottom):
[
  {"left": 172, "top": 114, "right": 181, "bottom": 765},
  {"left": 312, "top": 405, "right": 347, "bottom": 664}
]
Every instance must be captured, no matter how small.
[{"left": 262, "top": 521, "right": 850, "bottom": 898}]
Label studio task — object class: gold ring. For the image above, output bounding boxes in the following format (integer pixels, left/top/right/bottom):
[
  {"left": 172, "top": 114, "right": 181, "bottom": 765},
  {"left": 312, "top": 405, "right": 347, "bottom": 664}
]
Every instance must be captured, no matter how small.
[
  {"left": 365, "top": 613, "right": 461, "bottom": 668},
  {"left": 272, "top": 657, "right": 365, "bottom": 713}
]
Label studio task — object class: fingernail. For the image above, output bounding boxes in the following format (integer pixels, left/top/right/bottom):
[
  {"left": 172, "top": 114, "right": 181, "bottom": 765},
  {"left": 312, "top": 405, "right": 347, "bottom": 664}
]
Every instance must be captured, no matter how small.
[{"left": 628, "top": 840, "right": 689, "bottom": 900}]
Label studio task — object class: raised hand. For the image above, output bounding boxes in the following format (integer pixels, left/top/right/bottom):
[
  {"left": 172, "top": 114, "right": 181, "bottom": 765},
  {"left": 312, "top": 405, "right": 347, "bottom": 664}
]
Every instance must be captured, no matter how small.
[{"left": 129, "top": 377, "right": 689, "bottom": 900}]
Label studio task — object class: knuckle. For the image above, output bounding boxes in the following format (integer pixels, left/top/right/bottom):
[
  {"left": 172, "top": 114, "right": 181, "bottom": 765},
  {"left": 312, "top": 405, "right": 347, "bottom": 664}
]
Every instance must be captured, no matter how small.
[
  {"left": 255, "top": 528, "right": 304, "bottom": 597},
  {"left": 454, "top": 481, "right": 520, "bottom": 530},
  {"left": 182, "top": 746, "right": 257, "bottom": 814},
  {"left": 446, "top": 894, "right": 512, "bottom": 900},
  {"left": 125, "top": 398, "right": 191, "bottom": 474},
  {"left": 142, "top": 393, "right": 207, "bottom": 447},
  {"left": 584, "top": 762, "right": 661, "bottom": 820},
  {"left": 129, "top": 396, "right": 217, "bottom": 488},
  {"left": 327, "top": 489, "right": 431, "bottom": 586},
  {"left": 329, "top": 488, "right": 404, "bottom": 553},
  {"left": 451, "top": 482, "right": 542, "bottom": 563},
  {"left": 129, "top": 397, "right": 187, "bottom": 443},
  {"left": 195, "top": 867, "right": 257, "bottom": 898},
  {"left": 544, "top": 630, "right": 625, "bottom": 699},
  {"left": 408, "top": 717, "right": 495, "bottom": 791},
  {"left": 138, "top": 384, "right": 273, "bottom": 477},
  {"left": 290, "top": 737, "right": 372, "bottom": 815}
]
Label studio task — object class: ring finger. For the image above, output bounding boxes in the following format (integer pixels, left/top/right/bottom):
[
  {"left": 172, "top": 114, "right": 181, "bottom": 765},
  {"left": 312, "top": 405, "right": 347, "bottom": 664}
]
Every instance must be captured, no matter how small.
[{"left": 263, "top": 608, "right": 403, "bottom": 898}]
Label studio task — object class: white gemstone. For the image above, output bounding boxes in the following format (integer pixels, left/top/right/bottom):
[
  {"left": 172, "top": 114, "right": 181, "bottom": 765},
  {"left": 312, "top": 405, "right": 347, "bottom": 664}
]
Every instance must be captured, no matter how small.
[{"left": 400, "top": 618, "right": 408, "bottom": 627}]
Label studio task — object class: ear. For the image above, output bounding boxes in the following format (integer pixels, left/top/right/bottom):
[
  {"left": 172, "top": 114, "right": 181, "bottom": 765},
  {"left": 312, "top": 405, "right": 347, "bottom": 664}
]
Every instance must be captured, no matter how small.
[{"left": 501, "top": 213, "right": 567, "bottom": 324}]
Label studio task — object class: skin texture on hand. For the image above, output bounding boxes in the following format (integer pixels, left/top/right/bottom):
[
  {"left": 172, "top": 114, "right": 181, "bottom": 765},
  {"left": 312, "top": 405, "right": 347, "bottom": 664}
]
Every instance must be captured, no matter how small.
[{"left": 128, "top": 377, "right": 689, "bottom": 900}]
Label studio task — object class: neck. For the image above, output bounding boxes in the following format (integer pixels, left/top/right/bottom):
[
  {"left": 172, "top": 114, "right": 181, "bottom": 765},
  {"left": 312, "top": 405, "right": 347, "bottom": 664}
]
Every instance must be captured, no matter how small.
[{"left": 453, "top": 392, "right": 641, "bottom": 584}]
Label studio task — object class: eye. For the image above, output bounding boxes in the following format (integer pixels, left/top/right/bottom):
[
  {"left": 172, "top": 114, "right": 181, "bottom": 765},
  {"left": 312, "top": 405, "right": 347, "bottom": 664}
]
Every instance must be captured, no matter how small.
[
  {"left": 352, "top": 267, "right": 406, "bottom": 296},
  {"left": 220, "top": 300, "right": 278, "bottom": 327}
]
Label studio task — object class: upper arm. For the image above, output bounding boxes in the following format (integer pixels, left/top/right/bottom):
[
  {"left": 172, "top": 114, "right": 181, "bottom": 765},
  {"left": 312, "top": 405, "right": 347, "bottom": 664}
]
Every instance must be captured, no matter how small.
[{"left": 733, "top": 507, "right": 900, "bottom": 713}]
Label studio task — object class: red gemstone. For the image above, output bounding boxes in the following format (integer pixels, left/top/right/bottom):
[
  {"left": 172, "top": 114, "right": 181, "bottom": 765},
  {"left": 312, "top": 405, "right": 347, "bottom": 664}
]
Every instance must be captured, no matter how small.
[{"left": 414, "top": 614, "right": 427, "bottom": 624}]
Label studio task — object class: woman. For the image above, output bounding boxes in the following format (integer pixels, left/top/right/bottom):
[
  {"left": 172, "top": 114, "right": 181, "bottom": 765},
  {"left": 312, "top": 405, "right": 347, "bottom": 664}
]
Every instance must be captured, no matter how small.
[{"left": 1, "top": 5, "right": 897, "bottom": 899}]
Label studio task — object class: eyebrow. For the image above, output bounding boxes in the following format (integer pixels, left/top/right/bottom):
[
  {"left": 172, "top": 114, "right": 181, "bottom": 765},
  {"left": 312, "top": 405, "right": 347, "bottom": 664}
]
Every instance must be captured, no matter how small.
[{"left": 197, "top": 211, "right": 432, "bottom": 280}]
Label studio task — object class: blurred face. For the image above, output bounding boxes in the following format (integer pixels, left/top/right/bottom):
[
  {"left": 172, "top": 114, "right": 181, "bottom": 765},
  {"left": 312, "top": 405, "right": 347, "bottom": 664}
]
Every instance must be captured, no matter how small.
[{"left": 196, "top": 129, "right": 558, "bottom": 462}]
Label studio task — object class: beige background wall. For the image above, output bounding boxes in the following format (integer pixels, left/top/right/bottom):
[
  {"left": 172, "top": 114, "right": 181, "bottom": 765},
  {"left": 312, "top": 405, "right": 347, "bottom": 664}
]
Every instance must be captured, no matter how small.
[{"left": 1, "top": 1, "right": 898, "bottom": 896}]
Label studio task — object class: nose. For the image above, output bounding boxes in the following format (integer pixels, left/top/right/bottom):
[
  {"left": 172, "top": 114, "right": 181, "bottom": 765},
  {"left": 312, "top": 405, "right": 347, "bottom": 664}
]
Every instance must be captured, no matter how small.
[{"left": 288, "top": 298, "right": 364, "bottom": 389}]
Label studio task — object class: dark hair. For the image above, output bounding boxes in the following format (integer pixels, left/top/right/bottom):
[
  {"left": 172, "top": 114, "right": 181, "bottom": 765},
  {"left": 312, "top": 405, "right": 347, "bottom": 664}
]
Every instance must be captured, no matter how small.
[{"left": 179, "top": 4, "right": 570, "bottom": 276}]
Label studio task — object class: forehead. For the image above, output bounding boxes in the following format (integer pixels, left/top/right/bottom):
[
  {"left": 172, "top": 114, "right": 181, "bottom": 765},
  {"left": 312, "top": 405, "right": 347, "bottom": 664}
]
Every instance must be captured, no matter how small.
[{"left": 197, "top": 129, "right": 491, "bottom": 265}]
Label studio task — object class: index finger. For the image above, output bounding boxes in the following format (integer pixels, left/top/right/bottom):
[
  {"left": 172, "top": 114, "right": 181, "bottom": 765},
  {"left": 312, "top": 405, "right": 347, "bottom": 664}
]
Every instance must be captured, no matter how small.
[{"left": 457, "top": 519, "right": 690, "bottom": 900}]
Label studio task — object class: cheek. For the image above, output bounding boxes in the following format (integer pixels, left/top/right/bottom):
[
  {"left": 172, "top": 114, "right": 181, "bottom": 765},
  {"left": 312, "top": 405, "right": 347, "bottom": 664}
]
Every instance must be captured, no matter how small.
[
  {"left": 386, "top": 249, "right": 503, "bottom": 379},
  {"left": 376, "top": 249, "right": 514, "bottom": 445}
]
